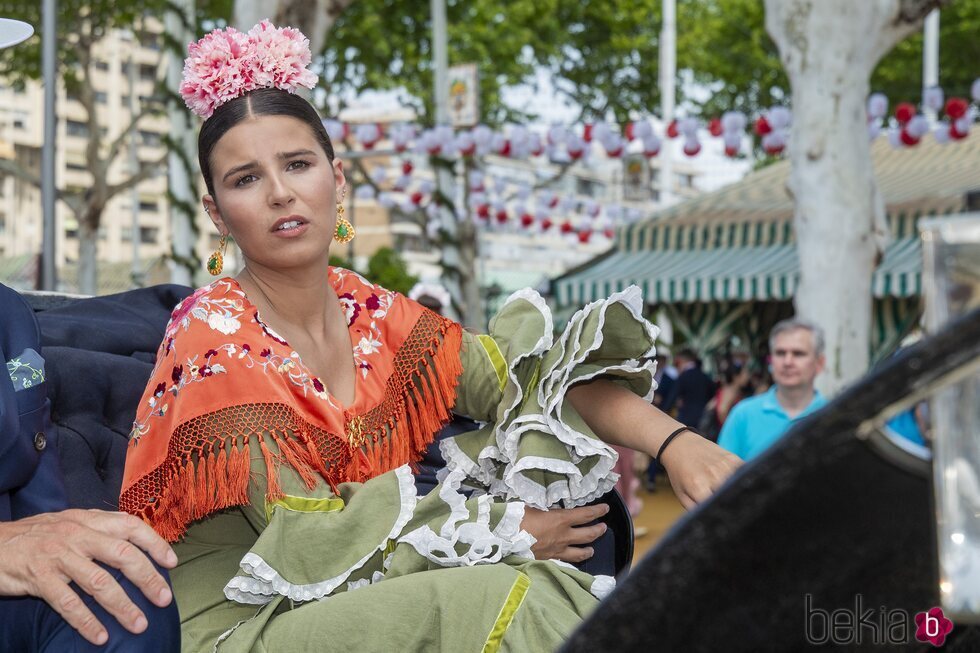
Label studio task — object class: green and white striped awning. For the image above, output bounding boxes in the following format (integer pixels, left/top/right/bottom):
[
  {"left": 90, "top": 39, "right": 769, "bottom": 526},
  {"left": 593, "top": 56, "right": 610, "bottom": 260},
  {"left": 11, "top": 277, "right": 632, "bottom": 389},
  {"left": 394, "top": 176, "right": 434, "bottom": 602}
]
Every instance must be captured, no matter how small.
[{"left": 555, "top": 237, "right": 921, "bottom": 306}]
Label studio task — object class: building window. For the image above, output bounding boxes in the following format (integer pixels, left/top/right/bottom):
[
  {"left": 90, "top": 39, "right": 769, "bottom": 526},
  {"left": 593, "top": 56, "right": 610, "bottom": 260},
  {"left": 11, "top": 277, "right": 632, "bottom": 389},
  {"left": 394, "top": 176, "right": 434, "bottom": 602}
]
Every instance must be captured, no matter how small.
[
  {"left": 679, "top": 174, "right": 694, "bottom": 188},
  {"left": 66, "top": 161, "right": 88, "bottom": 172},
  {"left": 575, "top": 177, "right": 603, "bottom": 197},
  {"left": 13, "top": 118, "right": 25, "bottom": 130},
  {"left": 95, "top": 60, "right": 109, "bottom": 72},
  {"left": 140, "top": 34, "right": 160, "bottom": 51},
  {"left": 139, "top": 200, "right": 158, "bottom": 213},
  {"left": 94, "top": 91, "right": 108, "bottom": 104},
  {"left": 139, "top": 226, "right": 158, "bottom": 244},
  {"left": 67, "top": 120, "right": 89, "bottom": 138},
  {"left": 66, "top": 228, "right": 78, "bottom": 239},
  {"left": 140, "top": 64, "right": 156, "bottom": 81},
  {"left": 139, "top": 130, "right": 161, "bottom": 147},
  {"left": 0, "top": 213, "right": 6, "bottom": 233}
]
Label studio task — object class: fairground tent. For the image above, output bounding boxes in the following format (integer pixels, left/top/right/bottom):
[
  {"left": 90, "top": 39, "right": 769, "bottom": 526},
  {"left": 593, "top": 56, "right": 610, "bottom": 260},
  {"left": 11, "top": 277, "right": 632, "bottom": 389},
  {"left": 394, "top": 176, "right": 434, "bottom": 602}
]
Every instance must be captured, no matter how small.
[{"left": 554, "top": 130, "right": 980, "bottom": 360}]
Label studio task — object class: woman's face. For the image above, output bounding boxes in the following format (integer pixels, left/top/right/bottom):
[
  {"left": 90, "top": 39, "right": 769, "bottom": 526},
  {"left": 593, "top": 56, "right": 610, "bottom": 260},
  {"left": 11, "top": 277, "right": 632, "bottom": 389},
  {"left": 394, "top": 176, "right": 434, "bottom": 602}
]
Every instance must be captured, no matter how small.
[{"left": 203, "top": 114, "right": 345, "bottom": 273}]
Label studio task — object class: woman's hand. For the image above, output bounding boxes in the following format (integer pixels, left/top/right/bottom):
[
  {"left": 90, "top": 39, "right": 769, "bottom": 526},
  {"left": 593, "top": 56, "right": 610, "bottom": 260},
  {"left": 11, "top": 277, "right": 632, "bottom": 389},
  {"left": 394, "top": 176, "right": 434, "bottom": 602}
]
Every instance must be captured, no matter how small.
[
  {"left": 659, "top": 433, "right": 743, "bottom": 509},
  {"left": 521, "top": 503, "right": 609, "bottom": 563}
]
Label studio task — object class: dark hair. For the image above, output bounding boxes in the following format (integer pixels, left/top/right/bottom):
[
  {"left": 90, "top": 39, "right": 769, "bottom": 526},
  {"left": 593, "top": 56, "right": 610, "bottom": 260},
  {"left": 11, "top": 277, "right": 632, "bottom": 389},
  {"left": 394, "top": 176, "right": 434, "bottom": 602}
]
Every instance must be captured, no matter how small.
[
  {"left": 722, "top": 362, "right": 745, "bottom": 385},
  {"left": 676, "top": 347, "right": 700, "bottom": 365},
  {"left": 198, "top": 88, "right": 335, "bottom": 200}
]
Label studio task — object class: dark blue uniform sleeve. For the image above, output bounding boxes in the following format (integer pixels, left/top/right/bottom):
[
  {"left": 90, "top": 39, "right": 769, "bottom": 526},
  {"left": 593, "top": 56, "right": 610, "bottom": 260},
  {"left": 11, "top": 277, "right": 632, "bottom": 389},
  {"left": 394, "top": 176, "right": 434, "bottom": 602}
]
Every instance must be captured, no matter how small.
[{"left": 0, "top": 284, "right": 68, "bottom": 519}]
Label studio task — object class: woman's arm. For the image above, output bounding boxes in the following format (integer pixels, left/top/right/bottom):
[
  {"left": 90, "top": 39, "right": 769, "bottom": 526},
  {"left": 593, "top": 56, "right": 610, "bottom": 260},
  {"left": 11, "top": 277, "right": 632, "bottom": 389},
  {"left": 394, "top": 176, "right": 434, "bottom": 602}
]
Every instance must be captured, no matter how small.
[{"left": 567, "top": 379, "right": 742, "bottom": 509}]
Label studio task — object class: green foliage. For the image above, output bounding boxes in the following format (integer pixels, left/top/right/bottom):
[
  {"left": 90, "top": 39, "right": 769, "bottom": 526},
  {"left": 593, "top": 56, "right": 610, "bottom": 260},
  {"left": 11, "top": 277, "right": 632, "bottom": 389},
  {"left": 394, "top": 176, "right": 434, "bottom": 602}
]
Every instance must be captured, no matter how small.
[
  {"left": 328, "top": 253, "right": 350, "bottom": 268},
  {"left": 362, "top": 247, "right": 418, "bottom": 295},
  {"left": 323, "top": 0, "right": 549, "bottom": 125},
  {"left": 870, "top": 0, "right": 980, "bottom": 101},
  {"left": 676, "top": 0, "right": 980, "bottom": 118},
  {"left": 322, "top": 0, "right": 668, "bottom": 125},
  {"left": 530, "top": 1, "right": 663, "bottom": 123},
  {"left": 678, "top": 0, "right": 788, "bottom": 117},
  {"left": 0, "top": 1, "right": 164, "bottom": 90}
]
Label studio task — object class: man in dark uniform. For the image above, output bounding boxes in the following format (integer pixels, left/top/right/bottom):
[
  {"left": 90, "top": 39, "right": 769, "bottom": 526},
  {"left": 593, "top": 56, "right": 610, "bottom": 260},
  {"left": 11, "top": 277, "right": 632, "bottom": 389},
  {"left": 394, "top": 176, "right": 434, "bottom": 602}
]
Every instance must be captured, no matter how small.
[
  {"left": 673, "top": 348, "right": 717, "bottom": 434},
  {"left": 0, "top": 283, "right": 179, "bottom": 651}
]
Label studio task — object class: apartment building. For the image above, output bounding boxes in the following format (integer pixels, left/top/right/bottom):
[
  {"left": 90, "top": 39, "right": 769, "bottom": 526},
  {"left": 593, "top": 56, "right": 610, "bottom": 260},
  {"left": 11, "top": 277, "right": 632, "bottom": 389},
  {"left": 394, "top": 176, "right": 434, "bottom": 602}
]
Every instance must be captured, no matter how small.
[{"left": 0, "top": 21, "right": 213, "bottom": 292}]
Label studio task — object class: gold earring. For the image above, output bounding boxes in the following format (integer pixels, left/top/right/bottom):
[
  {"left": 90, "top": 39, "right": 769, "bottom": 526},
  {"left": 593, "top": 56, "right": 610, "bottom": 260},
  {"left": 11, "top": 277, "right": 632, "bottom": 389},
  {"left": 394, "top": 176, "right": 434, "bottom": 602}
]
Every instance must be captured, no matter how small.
[
  {"left": 207, "top": 234, "right": 227, "bottom": 275},
  {"left": 334, "top": 203, "right": 355, "bottom": 244}
]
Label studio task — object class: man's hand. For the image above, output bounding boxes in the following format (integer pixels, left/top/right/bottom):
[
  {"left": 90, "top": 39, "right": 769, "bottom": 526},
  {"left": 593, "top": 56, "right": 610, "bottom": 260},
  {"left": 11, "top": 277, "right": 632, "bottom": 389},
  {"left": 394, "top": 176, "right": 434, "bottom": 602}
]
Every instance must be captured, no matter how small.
[
  {"left": 0, "top": 509, "right": 178, "bottom": 646},
  {"left": 659, "top": 433, "right": 743, "bottom": 509},
  {"left": 521, "top": 503, "right": 609, "bottom": 563}
]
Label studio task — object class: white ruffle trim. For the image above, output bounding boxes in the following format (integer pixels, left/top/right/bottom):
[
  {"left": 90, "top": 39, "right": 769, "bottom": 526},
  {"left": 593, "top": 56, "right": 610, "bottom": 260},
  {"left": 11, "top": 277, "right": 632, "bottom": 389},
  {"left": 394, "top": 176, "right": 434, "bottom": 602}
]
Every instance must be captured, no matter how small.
[
  {"left": 590, "top": 574, "right": 616, "bottom": 600},
  {"left": 398, "top": 469, "right": 536, "bottom": 567},
  {"left": 346, "top": 570, "right": 386, "bottom": 592},
  {"left": 494, "top": 288, "right": 556, "bottom": 445},
  {"left": 444, "top": 286, "right": 655, "bottom": 509},
  {"left": 223, "top": 465, "right": 418, "bottom": 605}
]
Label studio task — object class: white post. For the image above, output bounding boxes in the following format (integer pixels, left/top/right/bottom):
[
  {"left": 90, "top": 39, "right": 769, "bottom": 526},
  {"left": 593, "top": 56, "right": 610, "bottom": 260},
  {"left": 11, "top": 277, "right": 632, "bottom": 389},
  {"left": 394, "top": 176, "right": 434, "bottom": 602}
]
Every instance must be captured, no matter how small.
[
  {"left": 659, "top": 0, "right": 676, "bottom": 207},
  {"left": 128, "top": 37, "right": 144, "bottom": 287},
  {"left": 430, "top": 0, "right": 464, "bottom": 323},
  {"left": 40, "top": 0, "right": 57, "bottom": 290},
  {"left": 166, "top": 0, "right": 197, "bottom": 287},
  {"left": 922, "top": 9, "right": 940, "bottom": 123}
]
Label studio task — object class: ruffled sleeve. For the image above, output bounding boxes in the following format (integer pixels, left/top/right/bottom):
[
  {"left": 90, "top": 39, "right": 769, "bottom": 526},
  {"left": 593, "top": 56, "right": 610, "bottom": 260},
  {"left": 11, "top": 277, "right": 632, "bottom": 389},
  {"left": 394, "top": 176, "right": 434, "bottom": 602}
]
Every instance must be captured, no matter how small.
[{"left": 442, "top": 286, "right": 659, "bottom": 509}]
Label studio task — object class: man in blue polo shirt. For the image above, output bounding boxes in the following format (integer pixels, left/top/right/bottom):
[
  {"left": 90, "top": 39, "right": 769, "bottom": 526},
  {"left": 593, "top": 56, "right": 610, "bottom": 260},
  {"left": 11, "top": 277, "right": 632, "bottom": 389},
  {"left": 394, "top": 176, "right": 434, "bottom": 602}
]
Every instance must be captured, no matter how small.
[{"left": 718, "top": 318, "right": 827, "bottom": 461}]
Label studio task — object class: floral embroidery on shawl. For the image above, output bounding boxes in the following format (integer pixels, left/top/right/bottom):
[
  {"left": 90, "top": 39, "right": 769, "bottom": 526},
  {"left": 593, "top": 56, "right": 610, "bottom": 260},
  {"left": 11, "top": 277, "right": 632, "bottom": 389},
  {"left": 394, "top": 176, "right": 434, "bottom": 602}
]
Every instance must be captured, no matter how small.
[{"left": 120, "top": 268, "right": 462, "bottom": 541}]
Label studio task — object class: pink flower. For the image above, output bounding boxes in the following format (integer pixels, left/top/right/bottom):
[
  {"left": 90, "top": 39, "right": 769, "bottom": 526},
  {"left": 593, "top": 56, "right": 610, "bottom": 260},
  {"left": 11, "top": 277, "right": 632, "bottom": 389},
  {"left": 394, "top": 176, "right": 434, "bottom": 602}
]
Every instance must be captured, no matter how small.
[{"left": 180, "top": 20, "right": 318, "bottom": 119}]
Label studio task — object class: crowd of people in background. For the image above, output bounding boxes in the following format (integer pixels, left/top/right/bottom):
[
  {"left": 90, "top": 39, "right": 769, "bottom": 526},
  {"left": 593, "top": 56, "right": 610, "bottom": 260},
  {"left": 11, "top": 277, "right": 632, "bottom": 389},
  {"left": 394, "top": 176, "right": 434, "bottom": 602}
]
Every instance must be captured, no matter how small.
[{"left": 616, "top": 316, "right": 936, "bottom": 530}]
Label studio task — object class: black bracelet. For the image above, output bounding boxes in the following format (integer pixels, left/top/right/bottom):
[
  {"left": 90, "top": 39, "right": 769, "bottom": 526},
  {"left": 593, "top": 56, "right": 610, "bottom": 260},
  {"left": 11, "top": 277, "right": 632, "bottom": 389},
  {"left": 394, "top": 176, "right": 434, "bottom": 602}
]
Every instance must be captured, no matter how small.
[{"left": 655, "top": 426, "right": 700, "bottom": 464}]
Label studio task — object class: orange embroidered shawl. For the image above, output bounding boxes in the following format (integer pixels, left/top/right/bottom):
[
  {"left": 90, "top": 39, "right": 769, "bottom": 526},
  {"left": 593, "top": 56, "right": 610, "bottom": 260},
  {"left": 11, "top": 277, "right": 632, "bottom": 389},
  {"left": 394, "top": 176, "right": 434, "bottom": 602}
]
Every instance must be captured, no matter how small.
[{"left": 119, "top": 268, "right": 462, "bottom": 541}]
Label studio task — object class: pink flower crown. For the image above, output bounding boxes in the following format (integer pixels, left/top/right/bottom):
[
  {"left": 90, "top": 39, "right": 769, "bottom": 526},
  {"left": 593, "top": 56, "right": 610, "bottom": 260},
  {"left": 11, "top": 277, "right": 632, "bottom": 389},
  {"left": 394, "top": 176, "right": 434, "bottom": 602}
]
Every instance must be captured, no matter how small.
[{"left": 180, "top": 20, "right": 318, "bottom": 119}]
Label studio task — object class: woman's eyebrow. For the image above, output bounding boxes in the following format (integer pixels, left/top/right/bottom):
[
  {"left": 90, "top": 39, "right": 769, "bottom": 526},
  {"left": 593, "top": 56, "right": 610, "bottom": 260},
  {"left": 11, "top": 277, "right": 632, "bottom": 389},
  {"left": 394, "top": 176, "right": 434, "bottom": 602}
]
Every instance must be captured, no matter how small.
[
  {"left": 222, "top": 161, "right": 258, "bottom": 183},
  {"left": 278, "top": 149, "right": 316, "bottom": 159},
  {"left": 221, "top": 150, "right": 317, "bottom": 183}
]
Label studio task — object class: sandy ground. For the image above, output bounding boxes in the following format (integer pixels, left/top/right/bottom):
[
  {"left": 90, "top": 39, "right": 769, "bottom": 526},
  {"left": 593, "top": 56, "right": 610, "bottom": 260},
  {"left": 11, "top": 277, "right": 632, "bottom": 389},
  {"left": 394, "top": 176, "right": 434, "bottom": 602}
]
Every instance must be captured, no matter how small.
[{"left": 629, "top": 476, "right": 687, "bottom": 566}]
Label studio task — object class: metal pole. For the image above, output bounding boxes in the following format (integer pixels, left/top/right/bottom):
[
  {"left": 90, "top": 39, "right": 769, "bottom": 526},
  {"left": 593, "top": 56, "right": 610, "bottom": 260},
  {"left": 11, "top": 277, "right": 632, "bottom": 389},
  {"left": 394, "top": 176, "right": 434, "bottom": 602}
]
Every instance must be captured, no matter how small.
[
  {"left": 659, "top": 0, "right": 676, "bottom": 208},
  {"left": 922, "top": 9, "right": 940, "bottom": 124},
  {"left": 128, "top": 33, "right": 143, "bottom": 287},
  {"left": 166, "top": 0, "right": 196, "bottom": 286},
  {"left": 40, "top": 0, "right": 57, "bottom": 290},
  {"left": 430, "top": 0, "right": 463, "bottom": 322}
]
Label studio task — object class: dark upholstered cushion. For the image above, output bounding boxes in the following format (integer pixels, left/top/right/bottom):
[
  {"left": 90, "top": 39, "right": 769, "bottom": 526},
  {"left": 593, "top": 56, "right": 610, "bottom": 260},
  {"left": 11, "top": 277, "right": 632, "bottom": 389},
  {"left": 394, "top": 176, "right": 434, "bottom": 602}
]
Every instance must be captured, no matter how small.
[{"left": 36, "top": 285, "right": 192, "bottom": 510}]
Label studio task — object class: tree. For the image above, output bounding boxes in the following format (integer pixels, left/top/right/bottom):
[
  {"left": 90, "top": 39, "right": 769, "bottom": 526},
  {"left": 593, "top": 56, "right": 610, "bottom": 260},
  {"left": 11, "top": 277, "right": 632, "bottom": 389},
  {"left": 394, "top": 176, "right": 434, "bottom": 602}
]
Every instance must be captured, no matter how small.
[
  {"left": 233, "top": 0, "right": 355, "bottom": 51},
  {"left": 322, "top": 0, "right": 551, "bottom": 125},
  {"left": 680, "top": 0, "right": 979, "bottom": 118},
  {"left": 530, "top": 1, "right": 664, "bottom": 124},
  {"left": 0, "top": 1, "right": 172, "bottom": 294},
  {"left": 763, "top": 0, "right": 951, "bottom": 395}
]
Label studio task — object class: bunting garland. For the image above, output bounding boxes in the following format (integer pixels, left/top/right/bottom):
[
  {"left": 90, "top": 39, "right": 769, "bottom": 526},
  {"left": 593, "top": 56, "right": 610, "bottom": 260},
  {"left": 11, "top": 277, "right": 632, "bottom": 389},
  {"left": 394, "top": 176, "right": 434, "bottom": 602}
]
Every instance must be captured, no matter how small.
[{"left": 328, "top": 79, "right": 980, "bottom": 246}]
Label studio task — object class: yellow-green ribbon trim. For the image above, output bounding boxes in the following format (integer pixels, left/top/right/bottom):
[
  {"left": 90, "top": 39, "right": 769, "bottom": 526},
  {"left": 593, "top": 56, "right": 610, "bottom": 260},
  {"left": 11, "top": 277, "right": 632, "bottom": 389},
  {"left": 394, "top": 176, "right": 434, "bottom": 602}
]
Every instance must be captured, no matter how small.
[
  {"left": 477, "top": 334, "right": 508, "bottom": 393},
  {"left": 482, "top": 571, "right": 531, "bottom": 653},
  {"left": 265, "top": 495, "right": 345, "bottom": 523}
]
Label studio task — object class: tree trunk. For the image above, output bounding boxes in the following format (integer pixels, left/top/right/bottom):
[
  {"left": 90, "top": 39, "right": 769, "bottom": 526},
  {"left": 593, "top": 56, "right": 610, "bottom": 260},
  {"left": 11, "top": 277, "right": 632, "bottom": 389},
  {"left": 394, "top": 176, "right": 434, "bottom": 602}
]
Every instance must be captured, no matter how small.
[
  {"left": 764, "top": 0, "right": 943, "bottom": 395},
  {"left": 457, "top": 217, "right": 482, "bottom": 329},
  {"left": 78, "top": 214, "right": 99, "bottom": 295}
]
